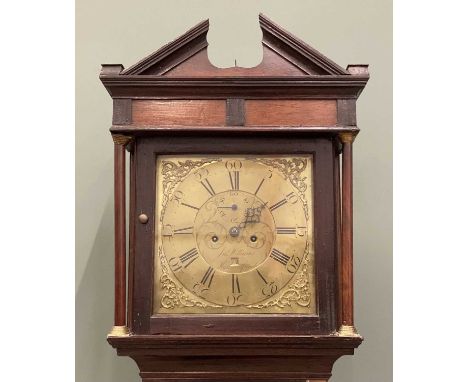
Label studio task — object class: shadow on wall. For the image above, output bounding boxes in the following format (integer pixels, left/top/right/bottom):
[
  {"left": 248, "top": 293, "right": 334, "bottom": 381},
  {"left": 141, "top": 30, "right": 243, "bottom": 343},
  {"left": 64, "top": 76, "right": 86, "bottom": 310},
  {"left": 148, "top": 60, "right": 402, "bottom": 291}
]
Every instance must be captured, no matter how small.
[{"left": 75, "top": 196, "right": 138, "bottom": 382}]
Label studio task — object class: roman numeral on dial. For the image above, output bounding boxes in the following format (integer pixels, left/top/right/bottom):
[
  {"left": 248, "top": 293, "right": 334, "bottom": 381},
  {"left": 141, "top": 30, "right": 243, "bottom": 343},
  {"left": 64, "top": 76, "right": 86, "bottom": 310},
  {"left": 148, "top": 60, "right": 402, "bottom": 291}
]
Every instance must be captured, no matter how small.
[
  {"left": 269, "top": 192, "right": 297, "bottom": 212},
  {"left": 276, "top": 227, "right": 297, "bottom": 234},
  {"left": 270, "top": 248, "right": 290, "bottom": 266},
  {"left": 254, "top": 169, "right": 273, "bottom": 196},
  {"left": 256, "top": 269, "right": 268, "bottom": 284},
  {"left": 173, "top": 226, "right": 194, "bottom": 235},
  {"left": 231, "top": 274, "right": 241, "bottom": 293},
  {"left": 200, "top": 266, "right": 215, "bottom": 287},
  {"left": 228, "top": 171, "right": 240, "bottom": 190},
  {"left": 180, "top": 202, "right": 199, "bottom": 211},
  {"left": 200, "top": 178, "right": 216, "bottom": 196},
  {"left": 179, "top": 248, "right": 199, "bottom": 268},
  {"left": 269, "top": 198, "right": 287, "bottom": 211},
  {"left": 254, "top": 178, "right": 265, "bottom": 196},
  {"left": 276, "top": 226, "right": 306, "bottom": 236}
]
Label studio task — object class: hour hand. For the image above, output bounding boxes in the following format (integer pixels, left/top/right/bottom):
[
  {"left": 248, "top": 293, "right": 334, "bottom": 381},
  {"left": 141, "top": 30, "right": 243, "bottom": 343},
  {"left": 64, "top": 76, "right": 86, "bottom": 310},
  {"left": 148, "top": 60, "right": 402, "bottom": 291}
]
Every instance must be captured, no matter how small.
[
  {"left": 217, "top": 204, "right": 238, "bottom": 210},
  {"left": 242, "top": 206, "right": 264, "bottom": 226}
]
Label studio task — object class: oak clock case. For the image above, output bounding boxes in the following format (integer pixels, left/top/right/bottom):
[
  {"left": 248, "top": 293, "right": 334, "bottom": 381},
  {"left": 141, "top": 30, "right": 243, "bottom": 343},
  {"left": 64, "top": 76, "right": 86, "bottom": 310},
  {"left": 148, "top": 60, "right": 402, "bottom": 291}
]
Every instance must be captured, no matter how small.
[
  {"left": 101, "top": 13, "right": 369, "bottom": 382},
  {"left": 138, "top": 136, "right": 334, "bottom": 335}
]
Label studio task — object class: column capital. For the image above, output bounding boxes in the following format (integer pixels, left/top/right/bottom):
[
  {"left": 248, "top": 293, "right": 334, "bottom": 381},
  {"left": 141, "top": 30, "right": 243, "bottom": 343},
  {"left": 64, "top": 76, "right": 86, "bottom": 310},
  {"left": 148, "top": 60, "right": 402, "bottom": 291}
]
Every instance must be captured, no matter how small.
[
  {"left": 338, "top": 132, "right": 357, "bottom": 144},
  {"left": 112, "top": 134, "right": 133, "bottom": 146}
]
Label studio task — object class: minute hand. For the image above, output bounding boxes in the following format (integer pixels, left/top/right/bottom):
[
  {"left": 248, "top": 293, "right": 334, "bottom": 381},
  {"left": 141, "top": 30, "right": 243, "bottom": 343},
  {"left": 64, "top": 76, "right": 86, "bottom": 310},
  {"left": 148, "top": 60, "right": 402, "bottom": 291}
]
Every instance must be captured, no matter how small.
[{"left": 240, "top": 205, "right": 266, "bottom": 228}]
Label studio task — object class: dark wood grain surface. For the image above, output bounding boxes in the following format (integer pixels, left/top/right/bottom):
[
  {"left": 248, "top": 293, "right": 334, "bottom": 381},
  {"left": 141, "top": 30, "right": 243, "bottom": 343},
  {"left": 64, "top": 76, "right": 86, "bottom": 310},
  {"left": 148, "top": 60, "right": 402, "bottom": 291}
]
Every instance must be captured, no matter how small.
[
  {"left": 132, "top": 100, "right": 226, "bottom": 126},
  {"left": 245, "top": 99, "right": 336, "bottom": 126},
  {"left": 337, "top": 99, "right": 357, "bottom": 126},
  {"left": 110, "top": 125, "right": 359, "bottom": 135},
  {"left": 108, "top": 335, "right": 361, "bottom": 381},
  {"left": 101, "top": 75, "right": 369, "bottom": 99},
  {"left": 113, "top": 142, "right": 127, "bottom": 326},
  {"left": 340, "top": 137, "right": 354, "bottom": 327},
  {"left": 226, "top": 98, "right": 245, "bottom": 126},
  {"left": 333, "top": 140, "right": 343, "bottom": 329},
  {"left": 127, "top": 147, "right": 136, "bottom": 331},
  {"left": 112, "top": 98, "right": 132, "bottom": 125},
  {"left": 165, "top": 45, "right": 308, "bottom": 77}
]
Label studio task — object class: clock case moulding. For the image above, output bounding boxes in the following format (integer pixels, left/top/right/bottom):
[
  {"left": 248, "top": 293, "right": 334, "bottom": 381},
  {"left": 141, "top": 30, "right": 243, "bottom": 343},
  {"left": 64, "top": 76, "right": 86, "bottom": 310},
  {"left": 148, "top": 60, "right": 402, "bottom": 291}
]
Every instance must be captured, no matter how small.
[{"left": 100, "top": 13, "right": 369, "bottom": 382}]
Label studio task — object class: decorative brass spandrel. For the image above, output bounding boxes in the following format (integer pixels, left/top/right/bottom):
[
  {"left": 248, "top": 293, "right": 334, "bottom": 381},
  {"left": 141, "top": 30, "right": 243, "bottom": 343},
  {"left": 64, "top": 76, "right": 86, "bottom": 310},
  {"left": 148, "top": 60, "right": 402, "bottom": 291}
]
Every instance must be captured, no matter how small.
[
  {"left": 158, "top": 246, "right": 222, "bottom": 310},
  {"left": 245, "top": 242, "right": 312, "bottom": 309},
  {"left": 153, "top": 155, "right": 315, "bottom": 314}
]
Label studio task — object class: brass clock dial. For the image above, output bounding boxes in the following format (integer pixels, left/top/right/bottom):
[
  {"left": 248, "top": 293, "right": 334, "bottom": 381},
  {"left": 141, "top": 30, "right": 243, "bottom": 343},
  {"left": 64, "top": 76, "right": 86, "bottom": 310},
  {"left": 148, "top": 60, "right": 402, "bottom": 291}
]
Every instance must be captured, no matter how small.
[{"left": 154, "top": 156, "right": 315, "bottom": 314}]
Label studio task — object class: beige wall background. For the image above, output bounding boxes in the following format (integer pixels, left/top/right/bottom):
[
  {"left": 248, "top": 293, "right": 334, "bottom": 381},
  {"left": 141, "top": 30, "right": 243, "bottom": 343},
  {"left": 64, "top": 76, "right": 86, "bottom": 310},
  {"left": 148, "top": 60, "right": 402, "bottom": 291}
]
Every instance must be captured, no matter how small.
[{"left": 76, "top": 1, "right": 392, "bottom": 381}]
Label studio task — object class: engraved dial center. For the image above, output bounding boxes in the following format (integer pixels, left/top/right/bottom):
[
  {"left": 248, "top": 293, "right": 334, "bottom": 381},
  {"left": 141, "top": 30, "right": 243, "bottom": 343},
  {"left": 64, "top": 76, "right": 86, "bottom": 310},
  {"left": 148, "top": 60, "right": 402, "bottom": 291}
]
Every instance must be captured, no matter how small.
[{"left": 194, "top": 190, "right": 276, "bottom": 274}]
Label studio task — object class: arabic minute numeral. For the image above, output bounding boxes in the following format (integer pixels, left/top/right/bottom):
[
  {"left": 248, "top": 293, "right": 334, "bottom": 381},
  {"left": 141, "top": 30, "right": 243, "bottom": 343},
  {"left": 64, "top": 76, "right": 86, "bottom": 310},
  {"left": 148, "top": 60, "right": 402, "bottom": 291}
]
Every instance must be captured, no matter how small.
[
  {"left": 194, "top": 168, "right": 216, "bottom": 196},
  {"left": 286, "top": 192, "right": 299, "bottom": 204},
  {"left": 296, "top": 226, "right": 306, "bottom": 236},
  {"left": 225, "top": 160, "right": 242, "bottom": 171},
  {"left": 194, "top": 167, "right": 209, "bottom": 180},
  {"left": 262, "top": 281, "right": 278, "bottom": 297},
  {"left": 226, "top": 294, "right": 241, "bottom": 306},
  {"left": 168, "top": 257, "right": 182, "bottom": 272},
  {"left": 286, "top": 255, "right": 302, "bottom": 274},
  {"left": 162, "top": 224, "right": 174, "bottom": 237},
  {"left": 171, "top": 190, "right": 184, "bottom": 204}
]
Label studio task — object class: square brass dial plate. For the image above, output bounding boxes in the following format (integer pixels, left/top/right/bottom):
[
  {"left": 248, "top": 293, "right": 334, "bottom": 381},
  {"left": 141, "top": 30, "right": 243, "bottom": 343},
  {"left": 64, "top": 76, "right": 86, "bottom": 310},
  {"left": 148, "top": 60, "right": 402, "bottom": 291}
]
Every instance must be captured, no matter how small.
[{"left": 153, "top": 155, "right": 315, "bottom": 314}]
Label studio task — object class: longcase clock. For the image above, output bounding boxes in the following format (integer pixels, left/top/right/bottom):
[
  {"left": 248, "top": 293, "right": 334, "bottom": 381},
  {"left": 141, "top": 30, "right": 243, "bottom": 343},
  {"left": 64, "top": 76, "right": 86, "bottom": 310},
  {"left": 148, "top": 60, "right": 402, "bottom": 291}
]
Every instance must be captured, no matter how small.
[{"left": 100, "top": 14, "right": 369, "bottom": 382}]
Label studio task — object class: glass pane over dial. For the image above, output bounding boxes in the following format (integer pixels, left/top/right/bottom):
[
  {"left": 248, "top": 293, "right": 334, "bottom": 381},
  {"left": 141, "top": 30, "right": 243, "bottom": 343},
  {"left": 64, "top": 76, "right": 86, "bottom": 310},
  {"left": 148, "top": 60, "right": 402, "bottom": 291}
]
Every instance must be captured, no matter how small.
[{"left": 154, "top": 156, "right": 315, "bottom": 314}]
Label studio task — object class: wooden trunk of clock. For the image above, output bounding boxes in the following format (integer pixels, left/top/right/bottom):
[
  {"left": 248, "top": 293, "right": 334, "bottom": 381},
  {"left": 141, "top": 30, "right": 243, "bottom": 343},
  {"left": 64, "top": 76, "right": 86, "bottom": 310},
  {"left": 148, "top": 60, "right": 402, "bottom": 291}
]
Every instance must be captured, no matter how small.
[{"left": 101, "top": 14, "right": 368, "bottom": 382}]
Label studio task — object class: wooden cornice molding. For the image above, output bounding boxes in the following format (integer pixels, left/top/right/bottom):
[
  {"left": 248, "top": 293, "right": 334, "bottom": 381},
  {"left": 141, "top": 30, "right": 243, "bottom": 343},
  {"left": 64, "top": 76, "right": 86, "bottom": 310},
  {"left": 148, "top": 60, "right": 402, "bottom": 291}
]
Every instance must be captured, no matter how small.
[
  {"left": 347, "top": 64, "right": 369, "bottom": 75},
  {"left": 108, "top": 334, "right": 363, "bottom": 353},
  {"left": 110, "top": 125, "right": 361, "bottom": 135},
  {"left": 100, "top": 64, "right": 124, "bottom": 76},
  {"left": 106, "top": 334, "right": 362, "bottom": 381},
  {"left": 259, "top": 13, "right": 349, "bottom": 75},
  {"left": 100, "top": 75, "right": 369, "bottom": 99},
  {"left": 120, "top": 19, "right": 209, "bottom": 76},
  {"left": 101, "top": 14, "right": 370, "bottom": 81}
]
